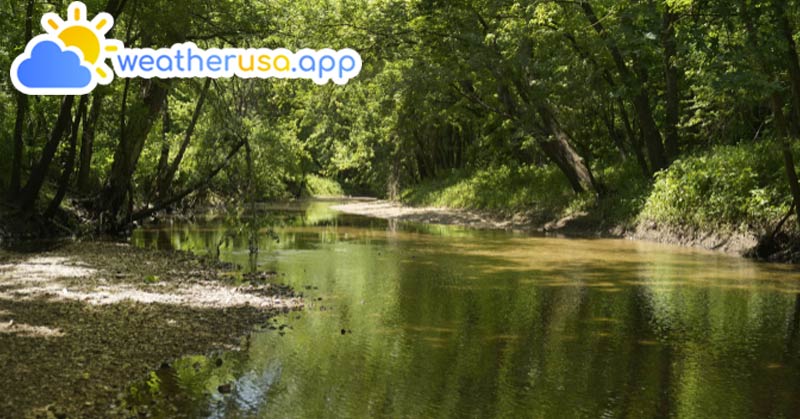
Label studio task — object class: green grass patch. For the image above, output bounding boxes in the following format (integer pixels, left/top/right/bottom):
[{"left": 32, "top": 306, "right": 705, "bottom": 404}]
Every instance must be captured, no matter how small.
[
  {"left": 401, "top": 164, "right": 576, "bottom": 221},
  {"left": 401, "top": 140, "right": 797, "bottom": 234},
  {"left": 304, "top": 175, "right": 345, "bottom": 197},
  {"left": 640, "top": 139, "right": 793, "bottom": 232},
  {"left": 578, "top": 161, "right": 652, "bottom": 228}
]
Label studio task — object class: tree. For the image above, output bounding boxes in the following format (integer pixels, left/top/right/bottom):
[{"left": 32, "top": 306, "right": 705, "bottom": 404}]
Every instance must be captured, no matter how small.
[{"left": 9, "top": 0, "right": 35, "bottom": 198}]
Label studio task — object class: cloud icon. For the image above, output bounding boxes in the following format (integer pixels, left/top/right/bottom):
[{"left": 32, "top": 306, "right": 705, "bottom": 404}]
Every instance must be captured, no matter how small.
[{"left": 11, "top": 36, "right": 95, "bottom": 95}]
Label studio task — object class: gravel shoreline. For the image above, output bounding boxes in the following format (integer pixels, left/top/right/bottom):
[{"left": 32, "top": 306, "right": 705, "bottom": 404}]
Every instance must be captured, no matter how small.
[{"left": 0, "top": 241, "right": 301, "bottom": 418}]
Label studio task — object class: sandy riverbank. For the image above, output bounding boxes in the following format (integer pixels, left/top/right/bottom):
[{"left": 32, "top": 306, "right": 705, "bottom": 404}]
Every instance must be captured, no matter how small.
[
  {"left": 0, "top": 241, "right": 301, "bottom": 418},
  {"left": 332, "top": 200, "right": 540, "bottom": 231},
  {"left": 332, "top": 200, "right": 776, "bottom": 259}
]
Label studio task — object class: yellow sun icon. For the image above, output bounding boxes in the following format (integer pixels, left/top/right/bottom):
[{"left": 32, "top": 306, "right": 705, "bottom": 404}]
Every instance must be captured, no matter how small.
[{"left": 41, "top": 1, "right": 122, "bottom": 84}]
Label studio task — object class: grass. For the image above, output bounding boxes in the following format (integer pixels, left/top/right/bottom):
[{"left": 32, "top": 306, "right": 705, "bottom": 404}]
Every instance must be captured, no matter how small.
[
  {"left": 640, "top": 139, "right": 794, "bottom": 233},
  {"left": 303, "top": 174, "right": 345, "bottom": 197},
  {"left": 401, "top": 164, "right": 579, "bottom": 223},
  {"left": 401, "top": 139, "right": 796, "bottom": 234}
]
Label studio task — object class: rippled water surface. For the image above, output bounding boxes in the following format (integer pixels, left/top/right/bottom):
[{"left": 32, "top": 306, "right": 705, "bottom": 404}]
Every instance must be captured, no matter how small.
[{"left": 130, "top": 201, "right": 800, "bottom": 418}]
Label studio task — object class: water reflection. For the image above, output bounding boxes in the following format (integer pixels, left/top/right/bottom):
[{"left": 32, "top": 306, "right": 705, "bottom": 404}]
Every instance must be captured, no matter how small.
[{"left": 128, "top": 200, "right": 800, "bottom": 418}]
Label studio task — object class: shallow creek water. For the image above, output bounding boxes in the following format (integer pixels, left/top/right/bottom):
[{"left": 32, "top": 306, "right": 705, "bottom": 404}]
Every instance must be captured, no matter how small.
[{"left": 129, "top": 200, "right": 800, "bottom": 418}]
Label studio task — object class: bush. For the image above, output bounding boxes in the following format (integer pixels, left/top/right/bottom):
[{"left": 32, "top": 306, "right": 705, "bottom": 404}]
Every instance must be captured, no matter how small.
[
  {"left": 588, "top": 161, "right": 652, "bottom": 227},
  {"left": 640, "top": 140, "right": 792, "bottom": 232},
  {"left": 401, "top": 164, "right": 574, "bottom": 219},
  {"left": 304, "top": 174, "right": 345, "bottom": 197}
]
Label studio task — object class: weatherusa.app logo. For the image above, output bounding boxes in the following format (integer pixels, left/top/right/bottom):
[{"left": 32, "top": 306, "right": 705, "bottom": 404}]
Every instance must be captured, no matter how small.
[
  {"left": 11, "top": 2, "right": 362, "bottom": 96},
  {"left": 11, "top": 2, "right": 121, "bottom": 95}
]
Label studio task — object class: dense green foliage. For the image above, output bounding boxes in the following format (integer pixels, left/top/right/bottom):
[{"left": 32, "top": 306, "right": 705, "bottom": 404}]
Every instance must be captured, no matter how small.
[
  {"left": 1, "top": 0, "right": 800, "bottom": 237},
  {"left": 642, "top": 141, "right": 797, "bottom": 231},
  {"left": 402, "top": 165, "right": 574, "bottom": 218},
  {"left": 303, "top": 175, "right": 345, "bottom": 198},
  {"left": 403, "top": 160, "right": 651, "bottom": 227}
]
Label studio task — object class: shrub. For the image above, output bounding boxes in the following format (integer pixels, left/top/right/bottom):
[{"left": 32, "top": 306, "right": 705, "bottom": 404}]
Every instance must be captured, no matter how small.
[
  {"left": 640, "top": 140, "right": 792, "bottom": 232},
  {"left": 304, "top": 174, "right": 345, "bottom": 197},
  {"left": 401, "top": 164, "right": 574, "bottom": 219}
]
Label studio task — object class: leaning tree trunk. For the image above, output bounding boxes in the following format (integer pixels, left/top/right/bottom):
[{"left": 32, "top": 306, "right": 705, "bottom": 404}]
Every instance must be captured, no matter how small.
[
  {"left": 560, "top": 30, "right": 651, "bottom": 176},
  {"left": 45, "top": 96, "right": 88, "bottom": 218},
  {"left": 101, "top": 79, "right": 170, "bottom": 224},
  {"left": 17, "top": 96, "right": 75, "bottom": 212},
  {"left": 157, "top": 79, "right": 212, "bottom": 199},
  {"left": 536, "top": 104, "right": 600, "bottom": 194},
  {"left": 9, "top": 0, "right": 36, "bottom": 198},
  {"left": 580, "top": 0, "right": 668, "bottom": 172}
]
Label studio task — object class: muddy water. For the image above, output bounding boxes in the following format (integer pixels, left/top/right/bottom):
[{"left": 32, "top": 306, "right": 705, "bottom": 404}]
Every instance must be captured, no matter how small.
[{"left": 129, "top": 201, "right": 800, "bottom": 418}]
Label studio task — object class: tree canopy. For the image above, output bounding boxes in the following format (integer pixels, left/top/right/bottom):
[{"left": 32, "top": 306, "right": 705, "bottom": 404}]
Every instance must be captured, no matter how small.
[{"left": 2, "top": 0, "right": 800, "bottom": 234}]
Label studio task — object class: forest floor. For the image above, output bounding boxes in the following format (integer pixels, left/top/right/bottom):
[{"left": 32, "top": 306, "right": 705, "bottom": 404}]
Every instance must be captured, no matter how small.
[
  {"left": 333, "top": 200, "right": 799, "bottom": 262},
  {"left": 0, "top": 241, "right": 302, "bottom": 418}
]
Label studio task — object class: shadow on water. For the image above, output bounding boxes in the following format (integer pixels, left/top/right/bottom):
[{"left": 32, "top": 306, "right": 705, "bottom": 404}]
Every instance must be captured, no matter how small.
[{"left": 126, "top": 200, "right": 800, "bottom": 418}]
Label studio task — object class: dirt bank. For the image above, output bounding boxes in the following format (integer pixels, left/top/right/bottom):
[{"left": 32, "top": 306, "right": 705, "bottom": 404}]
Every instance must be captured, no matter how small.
[
  {"left": 332, "top": 200, "right": 541, "bottom": 231},
  {"left": 333, "top": 200, "right": 790, "bottom": 260},
  {"left": 0, "top": 241, "right": 302, "bottom": 418}
]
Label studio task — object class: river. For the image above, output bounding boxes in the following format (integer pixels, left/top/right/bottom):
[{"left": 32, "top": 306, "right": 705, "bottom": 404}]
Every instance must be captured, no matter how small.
[{"left": 128, "top": 200, "right": 800, "bottom": 418}]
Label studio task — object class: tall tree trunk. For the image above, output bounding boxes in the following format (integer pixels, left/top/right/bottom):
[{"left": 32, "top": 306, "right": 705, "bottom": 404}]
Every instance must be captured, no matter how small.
[
  {"left": 536, "top": 104, "right": 599, "bottom": 194},
  {"left": 17, "top": 96, "right": 75, "bottom": 212},
  {"left": 387, "top": 136, "right": 402, "bottom": 200},
  {"left": 45, "top": 96, "right": 88, "bottom": 218},
  {"left": 600, "top": 102, "right": 628, "bottom": 160},
  {"left": 101, "top": 79, "right": 170, "bottom": 224},
  {"left": 154, "top": 96, "right": 171, "bottom": 200},
  {"left": 770, "top": 94, "right": 800, "bottom": 227},
  {"left": 9, "top": 0, "right": 36, "bottom": 198},
  {"left": 618, "top": 98, "right": 651, "bottom": 177},
  {"left": 661, "top": 5, "right": 681, "bottom": 159},
  {"left": 158, "top": 79, "right": 212, "bottom": 198},
  {"left": 773, "top": 1, "right": 800, "bottom": 134},
  {"left": 77, "top": 92, "right": 103, "bottom": 193},
  {"left": 561, "top": 30, "right": 651, "bottom": 176},
  {"left": 11, "top": 97, "right": 29, "bottom": 198},
  {"left": 70, "top": 0, "right": 127, "bottom": 197},
  {"left": 772, "top": 0, "right": 800, "bottom": 226},
  {"left": 744, "top": 0, "right": 800, "bottom": 228},
  {"left": 580, "top": 0, "right": 668, "bottom": 172}
]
